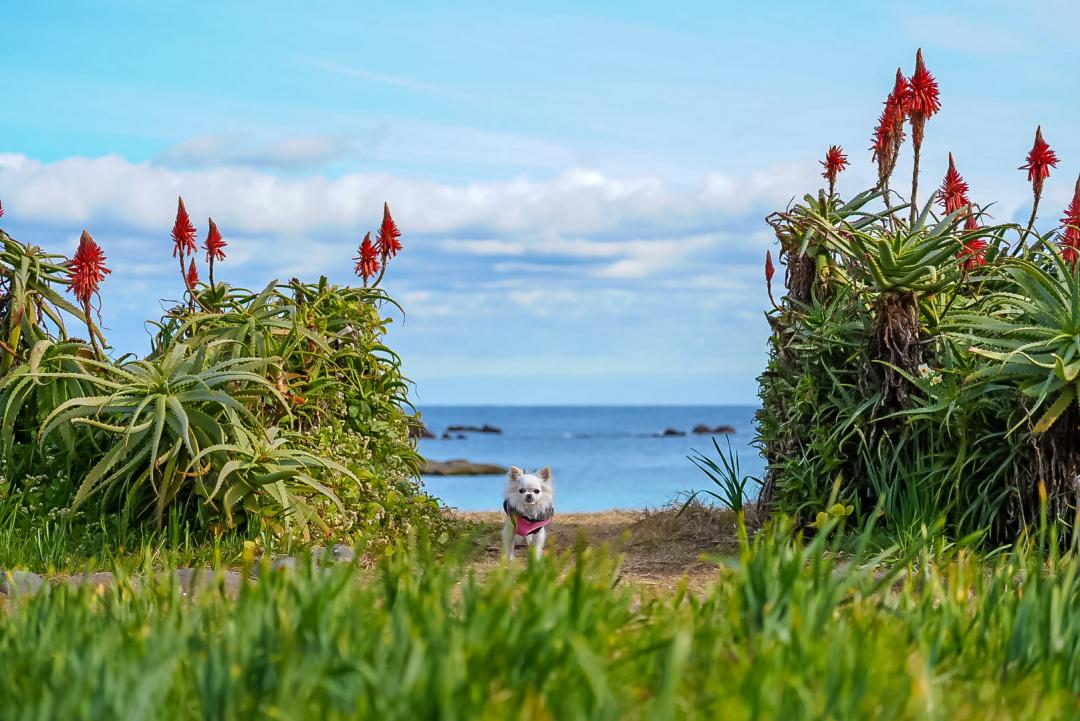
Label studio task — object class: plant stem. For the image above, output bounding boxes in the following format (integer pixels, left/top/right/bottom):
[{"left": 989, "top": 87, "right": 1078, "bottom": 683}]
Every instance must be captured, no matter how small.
[
  {"left": 370, "top": 249, "right": 390, "bottom": 289},
  {"left": 83, "top": 298, "right": 103, "bottom": 359},
  {"left": 909, "top": 143, "right": 922, "bottom": 227},
  {"left": 1018, "top": 192, "right": 1042, "bottom": 255},
  {"left": 209, "top": 258, "right": 216, "bottom": 291}
]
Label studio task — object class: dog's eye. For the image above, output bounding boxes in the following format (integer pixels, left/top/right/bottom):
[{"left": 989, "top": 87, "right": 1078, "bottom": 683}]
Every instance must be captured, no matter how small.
[{"left": 519, "top": 489, "right": 525, "bottom": 493}]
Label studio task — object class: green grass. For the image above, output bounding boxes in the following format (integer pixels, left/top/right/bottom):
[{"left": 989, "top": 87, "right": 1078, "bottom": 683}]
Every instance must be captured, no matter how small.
[{"left": 4, "top": 522, "right": 1080, "bottom": 720}]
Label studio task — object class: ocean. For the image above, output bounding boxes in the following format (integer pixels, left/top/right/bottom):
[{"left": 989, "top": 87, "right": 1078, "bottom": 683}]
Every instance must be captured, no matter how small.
[{"left": 418, "top": 405, "right": 765, "bottom": 512}]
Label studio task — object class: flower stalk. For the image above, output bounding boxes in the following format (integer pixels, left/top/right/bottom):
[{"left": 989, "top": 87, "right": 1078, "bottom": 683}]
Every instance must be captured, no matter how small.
[
  {"left": 67, "top": 230, "right": 111, "bottom": 358},
  {"left": 906, "top": 49, "right": 940, "bottom": 226}
]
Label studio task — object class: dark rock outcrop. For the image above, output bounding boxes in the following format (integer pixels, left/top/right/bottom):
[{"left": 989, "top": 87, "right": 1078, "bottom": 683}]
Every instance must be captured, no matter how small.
[
  {"left": 659, "top": 428, "right": 686, "bottom": 437},
  {"left": 692, "top": 424, "right": 736, "bottom": 434},
  {"left": 422, "top": 459, "right": 508, "bottom": 475},
  {"left": 446, "top": 424, "right": 502, "bottom": 434}
]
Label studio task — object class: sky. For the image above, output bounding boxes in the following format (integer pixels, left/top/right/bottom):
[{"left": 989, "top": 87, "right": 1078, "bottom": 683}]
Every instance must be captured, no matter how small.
[{"left": 2, "top": 1, "right": 1080, "bottom": 405}]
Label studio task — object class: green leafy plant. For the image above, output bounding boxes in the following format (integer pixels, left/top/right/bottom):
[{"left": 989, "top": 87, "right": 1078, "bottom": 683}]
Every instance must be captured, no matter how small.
[
  {"left": 687, "top": 436, "right": 761, "bottom": 512},
  {"left": 758, "top": 48, "right": 1080, "bottom": 542}
]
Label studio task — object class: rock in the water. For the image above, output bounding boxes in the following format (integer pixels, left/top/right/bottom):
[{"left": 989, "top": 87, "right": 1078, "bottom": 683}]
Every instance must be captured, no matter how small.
[
  {"left": 0, "top": 570, "right": 44, "bottom": 597},
  {"left": 659, "top": 428, "right": 686, "bottom": 437},
  {"left": 422, "top": 458, "right": 508, "bottom": 476},
  {"left": 692, "top": 424, "right": 736, "bottom": 434},
  {"left": 409, "top": 423, "right": 436, "bottom": 439},
  {"left": 446, "top": 424, "right": 502, "bottom": 434}
]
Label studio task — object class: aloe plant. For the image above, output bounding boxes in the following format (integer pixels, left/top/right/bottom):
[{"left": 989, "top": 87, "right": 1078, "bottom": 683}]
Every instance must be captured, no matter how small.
[
  {"left": 28, "top": 342, "right": 296, "bottom": 526},
  {"left": 957, "top": 254, "right": 1080, "bottom": 433},
  {"left": 0, "top": 230, "right": 101, "bottom": 373},
  {"left": 191, "top": 426, "right": 350, "bottom": 531}
]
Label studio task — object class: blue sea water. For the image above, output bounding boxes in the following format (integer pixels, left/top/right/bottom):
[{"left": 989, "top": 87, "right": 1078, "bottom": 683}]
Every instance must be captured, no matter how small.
[{"left": 418, "top": 406, "right": 764, "bottom": 512}]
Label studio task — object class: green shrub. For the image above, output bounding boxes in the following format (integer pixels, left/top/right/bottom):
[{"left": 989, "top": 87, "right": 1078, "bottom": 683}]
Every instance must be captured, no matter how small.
[
  {"left": 758, "top": 51, "right": 1080, "bottom": 543},
  {"left": 0, "top": 198, "right": 443, "bottom": 547}
]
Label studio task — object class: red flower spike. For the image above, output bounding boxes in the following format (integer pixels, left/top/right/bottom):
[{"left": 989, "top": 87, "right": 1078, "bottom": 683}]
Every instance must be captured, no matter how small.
[
  {"left": 0, "top": 198, "right": 4, "bottom": 219},
  {"left": 354, "top": 231, "right": 380, "bottom": 280},
  {"left": 1060, "top": 174, "right": 1080, "bottom": 265},
  {"left": 871, "top": 69, "right": 909, "bottom": 180},
  {"left": 1020, "top": 126, "right": 1059, "bottom": 195},
  {"left": 185, "top": 258, "right": 199, "bottom": 289},
  {"left": 957, "top": 214, "right": 987, "bottom": 270},
  {"left": 68, "top": 230, "right": 111, "bottom": 305},
  {"left": 204, "top": 217, "right": 227, "bottom": 262},
  {"left": 939, "top": 153, "right": 970, "bottom": 215},
  {"left": 905, "top": 49, "right": 940, "bottom": 119},
  {"left": 171, "top": 197, "right": 197, "bottom": 258},
  {"left": 820, "top": 145, "right": 849, "bottom": 189},
  {"left": 376, "top": 202, "right": 402, "bottom": 259}
]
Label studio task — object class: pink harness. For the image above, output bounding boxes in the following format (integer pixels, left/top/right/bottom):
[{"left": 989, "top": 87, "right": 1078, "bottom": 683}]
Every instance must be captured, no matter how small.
[{"left": 504, "top": 500, "right": 552, "bottom": 536}]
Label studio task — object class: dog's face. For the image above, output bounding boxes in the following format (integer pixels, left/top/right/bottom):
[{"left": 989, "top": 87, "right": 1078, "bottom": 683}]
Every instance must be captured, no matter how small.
[{"left": 504, "top": 466, "right": 554, "bottom": 514}]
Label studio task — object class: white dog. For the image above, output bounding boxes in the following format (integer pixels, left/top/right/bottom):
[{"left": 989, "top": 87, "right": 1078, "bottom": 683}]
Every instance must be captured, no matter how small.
[{"left": 501, "top": 466, "right": 555, "bottom": 560}]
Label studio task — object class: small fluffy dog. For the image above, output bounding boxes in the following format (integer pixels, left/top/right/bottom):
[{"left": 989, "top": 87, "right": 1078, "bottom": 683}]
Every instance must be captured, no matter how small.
[{"left": 502, "top": 466, "right": 555, "bottom": 560}]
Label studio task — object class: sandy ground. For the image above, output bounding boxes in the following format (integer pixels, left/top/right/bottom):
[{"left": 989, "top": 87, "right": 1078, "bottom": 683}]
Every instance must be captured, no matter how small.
[{"left": 456, "top": 503, "right": 741, "bottom": 594}]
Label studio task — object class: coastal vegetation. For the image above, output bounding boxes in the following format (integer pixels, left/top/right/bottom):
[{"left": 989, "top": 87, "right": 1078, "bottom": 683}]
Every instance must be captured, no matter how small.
[
  {"left": 6, "top": 46, "right": 1080, "bottom": 720},
  {"left": 758, "top": 48, "right": 1080, "bottom": 545},
  {"left": 0, "top": 198, "right": 450, "bottom": 566}
]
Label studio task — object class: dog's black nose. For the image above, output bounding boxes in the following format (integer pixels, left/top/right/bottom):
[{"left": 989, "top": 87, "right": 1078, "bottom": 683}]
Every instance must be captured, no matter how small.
[{"left": 525, "top": 494, "right": 533, "bottom": 502}]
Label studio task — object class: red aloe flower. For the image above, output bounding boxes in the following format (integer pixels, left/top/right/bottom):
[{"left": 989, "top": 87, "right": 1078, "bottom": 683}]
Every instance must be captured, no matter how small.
[
  {"left": 0, "top": 198, "right": 4, "bottom": 219},
  {"left": 171, "top": 196, "right": 197, "bottom": 258},
  {"left": 185, "top": 258, "right": 199, "bottom": 289},
  {"left": 938, "top": 153, "right": 970, "bottom": 215},
  {"left": 958, "top": 214, "right": 988, "bottom": 270},
  {"left": 204, "top": 218, "right": 227, "bottom": 262},
  {"left": 354, "top": 232, "right": 380, "bottom": 281},
  {"left": 376, "top": 202, "right": 402, "bottom": 259},
  {"left": 820, "top": 145, "right": 849, "bottom": 193},
  {"left": 765, "top": 250, "right": 778, "bottom": 309},
  {"left": 904, "top": 49, "right": 940, "bottom": 224},
  {"left": 1060, "top": 174, "right": 1080, "bottom": 265},
  {"left": 871, "top": 69, "right": 909, "bottom": 184},
  {"left": 1020, "top": 126, "right": 1058, "bottom": 195},
  {"left": 68, "top": 230, "right": 111, "bottom": 305},
  {"left": 905, "top": 49, "right": 940, "bottom": 121}
]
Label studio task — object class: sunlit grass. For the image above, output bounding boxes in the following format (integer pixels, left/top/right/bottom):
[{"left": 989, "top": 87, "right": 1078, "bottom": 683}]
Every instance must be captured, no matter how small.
[{"left": 4, "top": 521, "right": 1080, "bottom": 720}]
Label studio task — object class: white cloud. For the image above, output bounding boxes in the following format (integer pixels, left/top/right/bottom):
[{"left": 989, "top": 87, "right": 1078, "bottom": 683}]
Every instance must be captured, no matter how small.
[{"left": 0, "top": 153, "right": 813, "bottom": 240}]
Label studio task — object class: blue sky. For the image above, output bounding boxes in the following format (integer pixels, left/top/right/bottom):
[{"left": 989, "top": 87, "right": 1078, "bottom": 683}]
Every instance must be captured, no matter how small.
[{"left": 2, "top": 1, "right": 1079, "bottom": 404}]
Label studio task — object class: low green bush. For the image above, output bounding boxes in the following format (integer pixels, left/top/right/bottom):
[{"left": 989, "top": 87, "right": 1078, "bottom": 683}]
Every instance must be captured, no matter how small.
[{"left": 0, "top": 198, "right": 449, "bottom": 549}]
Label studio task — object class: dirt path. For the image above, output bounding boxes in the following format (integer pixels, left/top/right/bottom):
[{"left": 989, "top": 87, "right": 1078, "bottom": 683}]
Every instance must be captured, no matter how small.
[{"left": 457, "top": 504, "right": 739, "bottom": 594}]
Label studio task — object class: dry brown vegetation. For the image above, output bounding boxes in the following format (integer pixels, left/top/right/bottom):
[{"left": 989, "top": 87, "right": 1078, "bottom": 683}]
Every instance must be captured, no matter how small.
[{"left": 456, "top": 500, "right": 741, "bottom": 593}]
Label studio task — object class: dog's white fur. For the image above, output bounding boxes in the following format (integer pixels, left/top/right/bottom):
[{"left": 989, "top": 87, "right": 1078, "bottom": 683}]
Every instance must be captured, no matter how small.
[{"left": 501, "top": 466, "right": 554, "bottom": 561}]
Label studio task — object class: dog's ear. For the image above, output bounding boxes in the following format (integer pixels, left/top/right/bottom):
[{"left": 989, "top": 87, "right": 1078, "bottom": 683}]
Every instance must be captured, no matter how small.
[
  {"left": 508, "top": 466, "right": 523, "bottom": 481},
  {"left": 536, "top": 467, "right": 552, "bottom": 482}
]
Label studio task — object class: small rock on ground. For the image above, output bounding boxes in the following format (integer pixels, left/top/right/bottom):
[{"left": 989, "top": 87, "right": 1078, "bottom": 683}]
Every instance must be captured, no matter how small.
[{"left": 0, "top": 570, "right": 44, "bottom": 597}]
